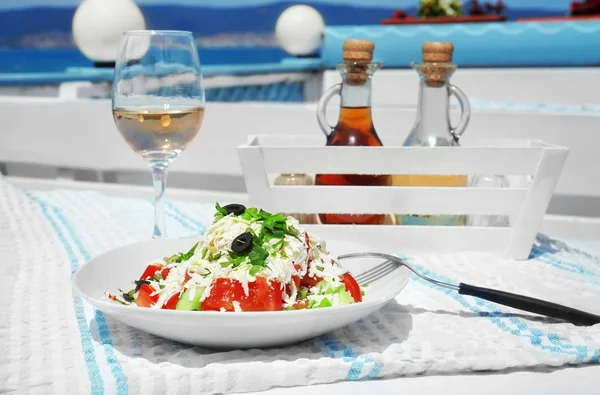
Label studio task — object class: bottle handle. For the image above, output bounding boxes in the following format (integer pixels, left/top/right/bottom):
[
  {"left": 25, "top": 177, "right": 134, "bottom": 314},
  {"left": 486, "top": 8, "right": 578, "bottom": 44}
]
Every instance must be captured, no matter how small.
[
  {"left": 317, "top": 83, "right": 341, "bottom": 137},
  {"left": 448, "top": 84, "right": 471, "bottom": 143}
]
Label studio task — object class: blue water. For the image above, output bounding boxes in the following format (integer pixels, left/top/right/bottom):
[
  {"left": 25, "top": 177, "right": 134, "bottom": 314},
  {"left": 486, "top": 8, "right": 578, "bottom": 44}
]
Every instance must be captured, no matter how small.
[{"left": 0, "top": 47, "right": 288, "bottom": 73}]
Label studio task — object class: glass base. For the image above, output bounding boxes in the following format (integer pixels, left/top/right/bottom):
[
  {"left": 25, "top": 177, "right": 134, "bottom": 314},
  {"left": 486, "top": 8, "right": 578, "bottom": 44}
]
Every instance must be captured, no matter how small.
[{"left": 140, "top": 150, "right": 180, "bottom": 164}]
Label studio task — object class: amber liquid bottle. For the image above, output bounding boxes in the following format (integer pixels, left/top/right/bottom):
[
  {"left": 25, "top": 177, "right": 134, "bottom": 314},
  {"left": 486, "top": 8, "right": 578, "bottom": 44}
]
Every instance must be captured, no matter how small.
[{"left": 315, "top": 39, "right": 390, "bottom": 225}]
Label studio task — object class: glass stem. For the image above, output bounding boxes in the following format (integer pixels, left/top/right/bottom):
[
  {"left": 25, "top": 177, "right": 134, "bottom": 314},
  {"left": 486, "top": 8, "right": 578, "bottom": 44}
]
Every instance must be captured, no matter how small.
[{"left": 151, "top": 163, "right": 169, "bottom": 239}]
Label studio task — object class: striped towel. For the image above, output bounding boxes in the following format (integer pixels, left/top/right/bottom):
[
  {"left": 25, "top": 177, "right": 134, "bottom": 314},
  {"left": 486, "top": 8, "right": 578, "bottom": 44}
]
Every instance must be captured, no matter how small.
[{"left": 1, "top": 177, "right": 600, "bottom": 394}]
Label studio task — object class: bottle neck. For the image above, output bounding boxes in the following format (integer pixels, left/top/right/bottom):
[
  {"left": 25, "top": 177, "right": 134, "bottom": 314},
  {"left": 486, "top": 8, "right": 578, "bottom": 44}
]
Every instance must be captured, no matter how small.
[
  {"left": 413, "top": 78, "right": 454, "bottom": 144},
  {"left": 340, "top": 78, "right": 372, "bottom": 108}
]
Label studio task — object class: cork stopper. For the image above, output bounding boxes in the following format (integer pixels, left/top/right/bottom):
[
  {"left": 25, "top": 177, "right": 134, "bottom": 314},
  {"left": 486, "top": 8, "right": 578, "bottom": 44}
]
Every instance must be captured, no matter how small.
[
  {"left": 342, "top": 39, "right": 374, "bottom": 63},
  {"left": 420, "top": 42, "right": 455, "bottom": 88},
  {"left": 342, "top": 39, "right": 374, "bottom": 86},
  {"left": 422, "top": 42, "right": 454, "bottom": 63}
]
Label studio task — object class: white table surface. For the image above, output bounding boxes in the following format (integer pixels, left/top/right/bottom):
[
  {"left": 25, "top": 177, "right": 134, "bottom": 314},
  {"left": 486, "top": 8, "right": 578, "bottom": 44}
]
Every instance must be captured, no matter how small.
[{"left": 250, "top": 364, "right": 600, "bottom": 394}]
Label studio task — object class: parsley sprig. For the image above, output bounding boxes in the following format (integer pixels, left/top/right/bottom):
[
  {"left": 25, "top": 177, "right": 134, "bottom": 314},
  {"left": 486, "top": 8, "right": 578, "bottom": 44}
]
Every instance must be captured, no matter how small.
[
  {"left": 214, "top": 202, "right": 228, "bottom": 222},
  {"left": 212, "top": 203, "right": 303, "bottom": 275},
  {"left": 165, "top": 242, "right": 199, "bottom": 264}
]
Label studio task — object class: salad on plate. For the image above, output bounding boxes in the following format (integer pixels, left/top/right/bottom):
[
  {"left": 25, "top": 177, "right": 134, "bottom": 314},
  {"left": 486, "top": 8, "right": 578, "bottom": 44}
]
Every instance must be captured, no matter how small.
[{"left": 106, "top": 204, "right": 364, "bottom": 312}]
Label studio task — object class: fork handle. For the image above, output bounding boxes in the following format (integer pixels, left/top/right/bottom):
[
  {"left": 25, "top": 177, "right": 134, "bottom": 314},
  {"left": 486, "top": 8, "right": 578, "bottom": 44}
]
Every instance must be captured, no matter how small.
[{"left": 459, "top": 283, "right": 600, "bottom": 326}]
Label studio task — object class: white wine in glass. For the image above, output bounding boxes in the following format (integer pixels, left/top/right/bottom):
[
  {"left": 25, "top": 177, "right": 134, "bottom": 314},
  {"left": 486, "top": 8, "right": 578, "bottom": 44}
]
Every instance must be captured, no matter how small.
[
  {"left": 113, "top": 107, "right": 204, "bottom": 159},
  {"left": 112, "top": 30, "right": 205, "bottom": 239}
]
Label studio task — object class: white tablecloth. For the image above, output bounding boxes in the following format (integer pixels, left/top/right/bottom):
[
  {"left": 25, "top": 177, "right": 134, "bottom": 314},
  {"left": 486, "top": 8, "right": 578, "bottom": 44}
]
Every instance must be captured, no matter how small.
[{"left": 1, "top": 177, "right": 600, "bottom": 394}]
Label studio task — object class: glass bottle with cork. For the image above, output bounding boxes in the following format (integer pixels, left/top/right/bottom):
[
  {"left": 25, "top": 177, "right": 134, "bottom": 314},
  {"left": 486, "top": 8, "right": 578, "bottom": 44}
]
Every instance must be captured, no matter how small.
[
  {"left": 394, "top": 42, "right": 471, "bottom": 226},
  {"left": 315, "top": 39, "right": 391, "bottom": 225}
]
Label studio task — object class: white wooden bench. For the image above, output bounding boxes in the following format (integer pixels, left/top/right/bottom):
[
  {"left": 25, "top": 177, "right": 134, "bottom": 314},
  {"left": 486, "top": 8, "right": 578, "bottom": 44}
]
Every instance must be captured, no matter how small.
[{"left": 1, "top": 68, "right": 600, "bottom": 241}]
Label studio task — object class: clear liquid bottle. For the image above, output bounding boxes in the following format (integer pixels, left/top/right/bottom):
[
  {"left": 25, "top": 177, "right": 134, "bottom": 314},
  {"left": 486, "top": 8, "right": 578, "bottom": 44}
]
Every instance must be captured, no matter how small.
[
  {"left": 273, "top": 173, "right": 317, "bottom": 224},
  {"left": 315, "top": 39, "right": 391, "bottom": 225},
  {"left": 466, "top": 175, "right": 510, "bottom": 227},
  {"left": 394, "top": 42, "right": 471, "bottom": 226}
]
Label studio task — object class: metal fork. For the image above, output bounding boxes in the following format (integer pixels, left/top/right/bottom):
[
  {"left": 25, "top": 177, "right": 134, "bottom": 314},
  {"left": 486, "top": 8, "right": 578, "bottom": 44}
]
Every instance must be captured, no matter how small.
[
  {"left": 344, "top": 252, "right": 458, "bottom": 290},
  {"left": 339, "top": 252, "right": 600, "bottom": 327}
]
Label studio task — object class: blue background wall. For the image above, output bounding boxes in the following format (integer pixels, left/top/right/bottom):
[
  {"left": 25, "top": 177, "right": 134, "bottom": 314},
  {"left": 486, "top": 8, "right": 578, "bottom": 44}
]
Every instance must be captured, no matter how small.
[
  {"left": 0, "top": 0, "right": 573, "bottom": 48},
  {"left": 0, "top": 1, "right": 576, "bottom": 72}
]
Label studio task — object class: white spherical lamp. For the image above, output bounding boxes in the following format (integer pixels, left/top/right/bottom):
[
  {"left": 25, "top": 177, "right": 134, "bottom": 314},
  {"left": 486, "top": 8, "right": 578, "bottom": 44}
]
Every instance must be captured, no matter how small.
[
  {"left": 72, "top": 0, "right": 146, "bottom": 66},
  {"left": 275, "top": 5, "right": 325, "bottom": 57}
]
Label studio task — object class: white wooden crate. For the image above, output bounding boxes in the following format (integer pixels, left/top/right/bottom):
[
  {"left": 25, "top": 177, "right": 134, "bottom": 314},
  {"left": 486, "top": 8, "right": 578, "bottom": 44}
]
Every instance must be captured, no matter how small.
[{"left": 238, "top": 135, "right": 568, "bottom": 260}]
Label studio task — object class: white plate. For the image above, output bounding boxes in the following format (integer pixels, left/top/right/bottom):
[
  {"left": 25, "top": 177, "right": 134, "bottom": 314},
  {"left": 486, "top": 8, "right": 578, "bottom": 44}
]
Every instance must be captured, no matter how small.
[{"left": 73, "top": 238, "right": 409, "bottom": 348}]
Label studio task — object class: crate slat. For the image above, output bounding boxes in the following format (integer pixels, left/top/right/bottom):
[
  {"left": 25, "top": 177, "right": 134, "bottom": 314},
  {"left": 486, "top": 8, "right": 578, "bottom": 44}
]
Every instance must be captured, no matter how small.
[
  {"left": 256, "top": 146, "right": 544, "bottom": 175},
  {"left": 270, "top": 186, "right": 526, "bottom": 215},
  {"left": 505, "top": 148, "right": 569, "bottom": 258},
  {"left": 302, "top": 225, "right": 511, "bottom": 256}
]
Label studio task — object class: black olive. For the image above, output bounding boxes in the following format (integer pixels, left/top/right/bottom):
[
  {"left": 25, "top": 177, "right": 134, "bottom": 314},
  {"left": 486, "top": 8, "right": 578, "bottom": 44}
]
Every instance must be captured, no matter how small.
[
  {"left": 122, "top": 292, "right": 135, "bottom": 303},
  {"left": 134, "top": 279, "right": 150, "bottom": 292},
  {"left": 231, "top": 232, "right": 253, "bottom": 254},
  {"left": 223, "top": 204, "right": 246, "bottom": 216}
]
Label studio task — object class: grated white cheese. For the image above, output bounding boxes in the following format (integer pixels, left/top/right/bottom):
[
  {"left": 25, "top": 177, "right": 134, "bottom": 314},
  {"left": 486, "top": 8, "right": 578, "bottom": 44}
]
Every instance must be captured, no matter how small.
[
  {"left": 151, "top": 261, "right": 189, "bottom": 309},
  {"left": 187, "top": 285, "right": 196, "bottom": 301}
]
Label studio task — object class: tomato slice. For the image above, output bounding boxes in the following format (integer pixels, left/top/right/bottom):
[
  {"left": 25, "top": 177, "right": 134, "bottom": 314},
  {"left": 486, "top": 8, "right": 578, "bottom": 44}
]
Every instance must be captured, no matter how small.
[
  {"left": 202, "top": 277, "right": 283, "bottom": 312},
  {"left": 160, "top": 267, "right": 171, "bottom": 279},
  {"left": 162, "top": 291, "right": 181, "bottom": 310},
  {"left": 202, "top": 278, "right": 243, "bottom": 311},
  {"left": 242, "top": 277, "right": 283, "bottom": 312},
  {"left": 286, "top": 274, "right": 301, "bottom": 297},
  {"left": 286, "top": 264, "right": 303, "bottom": 294},
  {"left": 304, "top": 232, "right": 311, "bottom": 254},
  {"left": 300, "top": 272, "right": 322, "bottom": 288},
  {"left": 183, "top": 270, "right": 192, "bottom": 285},
  {"left": 140, "top": 264, "right": 161, "bottom": 280},
  {"left": 340, "top": 273, "right": 362, "bottom": 302},
  {"left": 135, "top": 284, "right": 159, "bottom": 308}
]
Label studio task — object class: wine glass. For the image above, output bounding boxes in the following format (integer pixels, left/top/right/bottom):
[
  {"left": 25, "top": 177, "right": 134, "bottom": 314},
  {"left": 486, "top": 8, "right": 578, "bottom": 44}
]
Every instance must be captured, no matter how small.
[{"left": 112, "top": 30, "right": 205, "bottom": 239}]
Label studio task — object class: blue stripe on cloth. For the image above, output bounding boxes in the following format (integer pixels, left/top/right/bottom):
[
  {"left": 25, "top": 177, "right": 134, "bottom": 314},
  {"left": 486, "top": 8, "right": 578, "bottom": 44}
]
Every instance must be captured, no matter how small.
[
  {"left": 320, "top": 335, "right": 379, "bottom": 380},
  {"left": 320, "top": 335, "right": 354, "bottom": 359},
  {"left": 142, "top": 198, "right": 205, "bottom": 235},
  {"left": 529, "top": 235, "right": 600, "bottom": 279},
  {"left": 590, "top": 348, "right": 600, "bottom": 364},
  {"left": 27, "top": 195, "right": 105, "bottom": 394},
  {"left": 368, "top": 360, "right": 384, "bottom": 378},
  {"left": 402, "top": 255, "right": 598, "bottom": 362},
  {"left": 165, "top": 202, "right": 206, "bottom": 233},
  {"left": 530, "top": 246, "right": 597, "bottom": 277},
  {"left": 346, "top": 355, "right": 370, "bottom": 380},
  {"left": 536, "top": 254, "right": 600, "bottom": 284},
  {"left": 345, "top": 355, "right": 384, "bottom": 381},
  {"left": 165, "top": 209, "right": 203, "bottom": 233},
  {"left": 27, "top": 194, "right": 128, "bottom": 395},
  {"left": 530, "top": 252, "right": 600, "bottom": 291},
  {"left": 320, "top": 330, "right": 385, "bottom": 380},
  {"left": 530, "top": 247, "right": 583, "bottom": 274}
]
